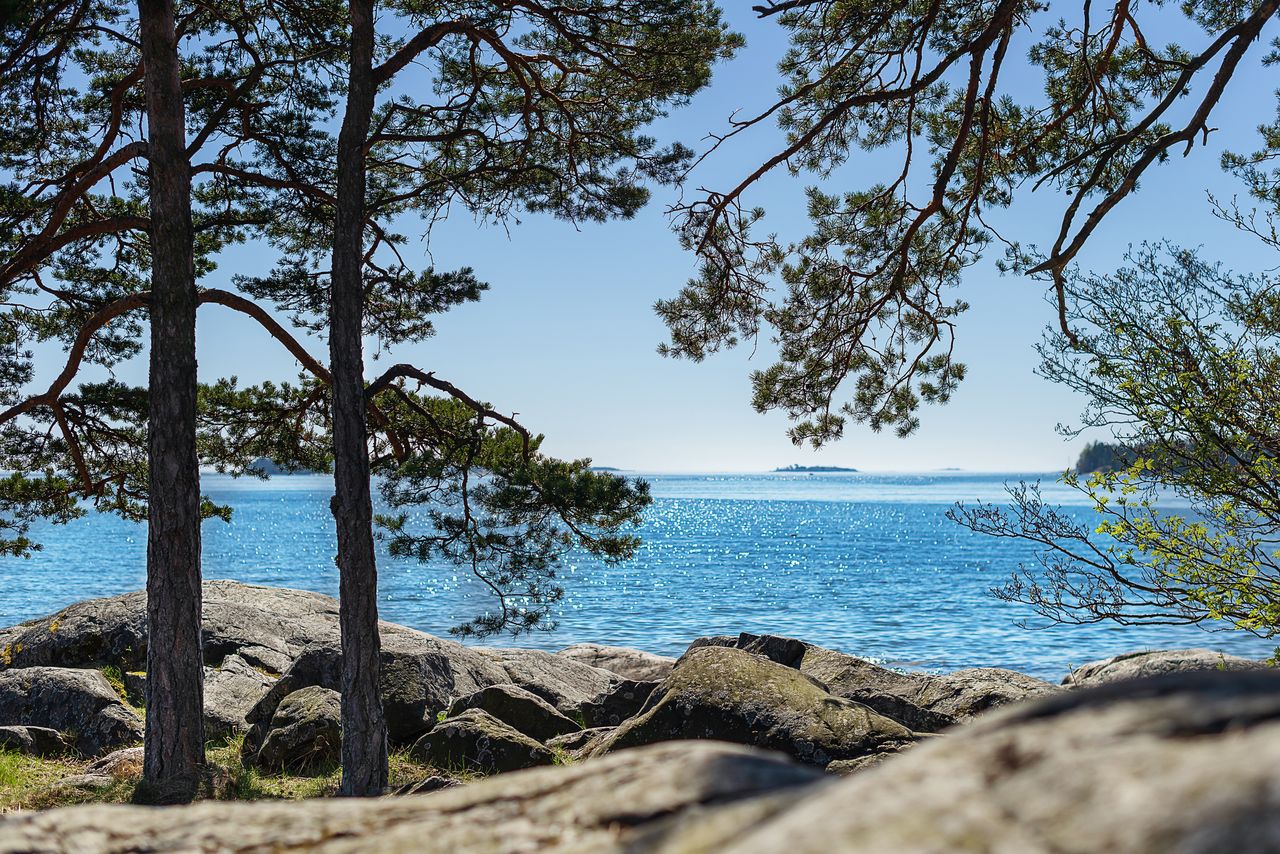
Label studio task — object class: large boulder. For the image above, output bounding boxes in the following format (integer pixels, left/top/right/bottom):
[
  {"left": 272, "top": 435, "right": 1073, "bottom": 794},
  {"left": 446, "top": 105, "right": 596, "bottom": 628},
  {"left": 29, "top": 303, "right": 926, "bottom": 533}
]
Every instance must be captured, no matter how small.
[
  {"left": 0, "top": 725, "right": 71, "bottom": 757},
  {"left": 588, "top": 646, "right": 917, "bottom": 768},
  {"left": 909, "top": 666, "right": 1061, "bottom": 720},
  {"left": 203, "top": 654, "right": 275, "bottom": 740},
  {"left": 556, "top": 643, "right": 676, "bottom": 682},
  {"left": 576, "top": 678, "right": 659, "bottom": 728},
  {"left": 411, "top": 709, "right": 554, "bottom": 774},
  {"left": 713, "top": 633, "right": 1059, "bottom": 732},
  {"left": 447, "top": 684, "right": 580, "bottom": 743},
  {"left": 0, "top": 581, "right": 350, "bottom": 675},
  {"left": 1063, "top": 648, "right": 1263, "bottom": 688},
  {"left": 794, "top": 645, "right": 954, "bottom": 732},
  {"left": 250, "top": 686, "right": 341, "bottom": 773},
  {"left": 0, "top": 667, "right": 141, "bottom": 756},
  {"left": 242, "top": 631, "right": 509, "bottom": 754},
  {"left": 703, "top": 669, "right": 1280, "bottom": 853},
  {"left": 474, "top": 648, "right": 624, "bottom": 718},
  {"left": 0, "top": 742, "right": 824, "bottom": 853}
]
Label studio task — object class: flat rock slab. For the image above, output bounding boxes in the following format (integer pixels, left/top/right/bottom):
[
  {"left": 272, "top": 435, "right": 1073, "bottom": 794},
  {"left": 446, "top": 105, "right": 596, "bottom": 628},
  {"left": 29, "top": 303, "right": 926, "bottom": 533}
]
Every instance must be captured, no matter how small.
[
  {"left": 0, "top": 742, "right": 824, "bottom": 853},
  {"left": 1063, "top": 648, "right": 1263, "bottom": 687},
  {"left": 0, "top": 581, "right": 346, "bottom": 675},
  {"left": 556, "top": 644, "right": 676, "bottom": 682}
]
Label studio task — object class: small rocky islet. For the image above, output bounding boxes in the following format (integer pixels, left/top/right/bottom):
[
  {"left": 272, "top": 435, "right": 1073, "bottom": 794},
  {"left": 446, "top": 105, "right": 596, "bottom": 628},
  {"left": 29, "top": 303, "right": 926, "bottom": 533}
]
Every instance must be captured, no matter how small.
[{"left": 0, "top": 580, "right": 1275, "bottom": 852}]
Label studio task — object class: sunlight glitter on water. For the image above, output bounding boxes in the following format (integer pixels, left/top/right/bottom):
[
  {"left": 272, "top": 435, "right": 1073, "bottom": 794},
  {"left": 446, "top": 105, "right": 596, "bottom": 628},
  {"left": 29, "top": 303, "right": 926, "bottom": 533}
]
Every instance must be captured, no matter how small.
[{"left": 0, "top": 471, "right": 1266, "bottom": 679}]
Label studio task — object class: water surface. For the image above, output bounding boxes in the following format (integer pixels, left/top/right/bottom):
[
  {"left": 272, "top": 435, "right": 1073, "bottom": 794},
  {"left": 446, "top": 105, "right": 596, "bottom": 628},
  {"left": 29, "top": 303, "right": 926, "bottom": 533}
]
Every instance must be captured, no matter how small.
[{"left": 1, "top": 471, "right": 1271, "bottom": 679}]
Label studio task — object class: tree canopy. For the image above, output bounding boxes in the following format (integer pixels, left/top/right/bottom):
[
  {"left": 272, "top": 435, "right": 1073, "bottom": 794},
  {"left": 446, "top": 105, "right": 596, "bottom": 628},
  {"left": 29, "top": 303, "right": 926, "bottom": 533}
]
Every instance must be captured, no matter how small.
[
  {"left": 950, "top": 100, "right": 1280, "bottom": 640},
  {"left": 661, "top": 0, "right": 1279, "bottom": 443}
]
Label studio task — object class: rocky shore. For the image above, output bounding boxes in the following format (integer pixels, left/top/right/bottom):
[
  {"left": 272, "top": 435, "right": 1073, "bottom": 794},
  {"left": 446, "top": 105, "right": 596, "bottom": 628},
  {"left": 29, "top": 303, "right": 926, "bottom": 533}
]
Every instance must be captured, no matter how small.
[{"left": 0, "top": 581, "right": 1275, "bottom": 852}]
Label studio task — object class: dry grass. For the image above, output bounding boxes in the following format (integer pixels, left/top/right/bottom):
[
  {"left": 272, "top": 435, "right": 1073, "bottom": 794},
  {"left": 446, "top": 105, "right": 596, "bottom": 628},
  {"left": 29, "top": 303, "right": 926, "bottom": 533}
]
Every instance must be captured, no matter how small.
[{"left": 0, "top": 735, "right": 443, "bottom": 815}]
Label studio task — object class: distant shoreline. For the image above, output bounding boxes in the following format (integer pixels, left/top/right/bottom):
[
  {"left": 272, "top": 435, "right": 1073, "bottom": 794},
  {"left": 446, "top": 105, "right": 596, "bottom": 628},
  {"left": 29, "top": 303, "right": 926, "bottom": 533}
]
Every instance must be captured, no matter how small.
[{"left": 773, "top": 465, "right": 858, "bottom": 473}]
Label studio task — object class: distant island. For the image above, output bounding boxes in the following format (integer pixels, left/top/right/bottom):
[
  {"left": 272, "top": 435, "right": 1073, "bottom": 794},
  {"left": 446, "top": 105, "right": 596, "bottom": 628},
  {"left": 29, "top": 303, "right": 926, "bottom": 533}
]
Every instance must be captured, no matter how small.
[
  {"left": 773, "top": 464, "right": 858, "bottom": 473},
  {"left": 589, "top": 466, "right": 621, "bottom": 472},
  {"left": 1074, "top": 441, "right": 1134, "bottom": 474}
]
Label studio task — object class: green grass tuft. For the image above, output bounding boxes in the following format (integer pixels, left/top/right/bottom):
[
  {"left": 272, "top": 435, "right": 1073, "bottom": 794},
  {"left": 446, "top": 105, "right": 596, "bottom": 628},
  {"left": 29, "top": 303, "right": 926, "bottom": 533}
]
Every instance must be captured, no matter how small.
[{"left": 1, "top": 736, "right": 447, "bottom": 814}]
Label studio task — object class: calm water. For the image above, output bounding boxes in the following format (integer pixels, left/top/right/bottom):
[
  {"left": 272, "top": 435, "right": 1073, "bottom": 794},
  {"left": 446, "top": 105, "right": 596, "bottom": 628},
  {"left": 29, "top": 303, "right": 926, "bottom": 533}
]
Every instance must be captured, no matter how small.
[{"left": 0, "top": 472, "right": 1273, "bottom": 680}]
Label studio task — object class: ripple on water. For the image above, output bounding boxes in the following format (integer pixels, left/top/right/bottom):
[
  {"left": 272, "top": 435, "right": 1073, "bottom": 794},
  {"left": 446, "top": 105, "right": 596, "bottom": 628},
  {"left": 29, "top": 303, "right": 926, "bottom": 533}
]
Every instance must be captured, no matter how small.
[{"left": 0, "top": 472, "right": 1269, "bottom": 678}]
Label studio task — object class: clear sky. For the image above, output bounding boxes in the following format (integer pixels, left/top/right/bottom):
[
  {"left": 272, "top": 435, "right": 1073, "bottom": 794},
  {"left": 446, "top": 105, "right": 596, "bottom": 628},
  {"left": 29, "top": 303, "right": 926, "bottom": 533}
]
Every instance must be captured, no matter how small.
[{"left": 154, "top": 8, "right": 1280, "bottom": 473}]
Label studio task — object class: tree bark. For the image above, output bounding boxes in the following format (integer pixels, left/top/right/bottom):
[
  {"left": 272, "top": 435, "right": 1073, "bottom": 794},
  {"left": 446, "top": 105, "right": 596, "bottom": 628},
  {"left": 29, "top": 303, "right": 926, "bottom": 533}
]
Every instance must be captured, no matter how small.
[
  {"left": 331, "top": 0, "right": 388, "bottom": 796},
  {"left": 137, "top": 0, "right": 204, "bottom": 804}
]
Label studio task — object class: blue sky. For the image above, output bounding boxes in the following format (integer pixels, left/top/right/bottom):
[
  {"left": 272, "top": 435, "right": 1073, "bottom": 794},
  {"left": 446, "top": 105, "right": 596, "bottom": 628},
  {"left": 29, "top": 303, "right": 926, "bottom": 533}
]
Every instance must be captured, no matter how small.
[{"left": 171, "top": 7, "right": 1280, "bottom": 473}]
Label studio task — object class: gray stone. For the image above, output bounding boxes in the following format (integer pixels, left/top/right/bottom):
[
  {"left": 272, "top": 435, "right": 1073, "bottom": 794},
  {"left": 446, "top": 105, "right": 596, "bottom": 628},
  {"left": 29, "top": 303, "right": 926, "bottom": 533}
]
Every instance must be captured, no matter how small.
[
  {"left": 84, "top": 747, "right": 144, "bottom": 780},
  {"left": 545, "top": 726, "right": 613, "bottom": 756},
  {"left": 0, "top": 742, "right": 824, "bottom": 853},
  {"left": 577, "top": 678, "right": 658, "bottom": 728},
  {"left": 0, "top": 725, "right": 71, "bottom": 757},
  {"left": 588, "top": 646, "right": 917, "bottom": 767},
  {"left": 0, "top": 581, "right": 349, "bottom": 674},
  {"left": 703, "top": 632, "right": 1059, "bottom": 732},
  {"left": 412, "top": 708, "right": 554, "bottom": 774},
  {"left": 203, "top": 654, "right": 275, "bottom": 740},
  {"left": 121, "top": 672, "right": 146, "bottom": 706},
  {"left": 712, "top": 670, "right": 1280, "bottom": 853},
  {"left": 1063, "top": 648, "right": 1264, "bottom": 687},
  {"left": 48, "top": 773, "right": 116, "bottom": 792},
  {"left": 0, "top": 667, "right": 141, "bottom": 756},
  {"left": 912, "top": 666, "right": 1060, "bottom": 721},
  {"left": 447, "top": 684, "right": 580, "bottom": 743},
  {"left": 252, "top": 686, "right": 341, "bottom": 773},
  {"left": 242, "top": 631, "right": 509, "bottom": 756},
  {"left": 823, "top": 751, "right": 901, "bottom": 776},
  {"left": 475, "top": 647, "right": 623, "bottom": 719},
  {"left": 556, "top": 643, "right": 676, "bottom": 682},
  {"left": 392, "top": 775, "right": 461, "bottom": 796},
  {"left": 796, "top": 645, "right": 954, "bottom": 732}
]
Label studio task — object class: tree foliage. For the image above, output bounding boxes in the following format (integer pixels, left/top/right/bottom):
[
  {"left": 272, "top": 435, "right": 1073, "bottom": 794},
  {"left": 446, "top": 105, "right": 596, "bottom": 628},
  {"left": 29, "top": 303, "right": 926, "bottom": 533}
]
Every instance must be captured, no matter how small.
[
  {"left": 663, "top": 0, "right": 1279, "bottom": 444},
  {"left": 951, "top": 240, "right": 1280, "bottom": 638},
  {"left": 0, "top": 1, "right": 737, "bottom": 639},
  {"left": 222, "top": 0, "right": 738, "bottom": 639}
]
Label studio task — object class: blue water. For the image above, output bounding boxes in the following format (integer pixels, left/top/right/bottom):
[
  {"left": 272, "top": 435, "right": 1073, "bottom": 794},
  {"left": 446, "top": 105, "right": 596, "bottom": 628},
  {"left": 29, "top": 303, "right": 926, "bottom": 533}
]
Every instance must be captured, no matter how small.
[{"left": 0, "top": 472, "right": 1273, "bottom": 680}]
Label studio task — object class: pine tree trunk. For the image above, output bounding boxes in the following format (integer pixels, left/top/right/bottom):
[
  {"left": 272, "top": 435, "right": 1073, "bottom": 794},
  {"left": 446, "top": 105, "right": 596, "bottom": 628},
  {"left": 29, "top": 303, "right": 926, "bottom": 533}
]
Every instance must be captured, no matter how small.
[
  {"left": 331, "top": 0, "right": 388, "bottom": 797},
  {"left": 137, "top": 0, "right": 204, "bottom": 804}
]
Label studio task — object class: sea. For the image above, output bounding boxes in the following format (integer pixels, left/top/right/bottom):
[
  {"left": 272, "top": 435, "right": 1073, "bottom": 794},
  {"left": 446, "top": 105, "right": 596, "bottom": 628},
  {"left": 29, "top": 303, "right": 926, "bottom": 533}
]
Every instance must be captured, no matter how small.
[{"left": 0, "top": 471, "right": 1273, "bottom": 680}]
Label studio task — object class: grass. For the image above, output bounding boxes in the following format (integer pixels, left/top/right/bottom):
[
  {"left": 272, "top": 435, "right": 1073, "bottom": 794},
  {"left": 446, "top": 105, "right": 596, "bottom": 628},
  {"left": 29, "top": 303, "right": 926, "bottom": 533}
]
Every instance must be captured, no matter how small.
[
  {"left": 0, "top": 749, "right": 136, "bottom": 813},
  {"left": 0, "top": 735, "right": 445, "bottom": 815},
  {"left": 98, "top": 666, "right": 144, "bottom": 715}
]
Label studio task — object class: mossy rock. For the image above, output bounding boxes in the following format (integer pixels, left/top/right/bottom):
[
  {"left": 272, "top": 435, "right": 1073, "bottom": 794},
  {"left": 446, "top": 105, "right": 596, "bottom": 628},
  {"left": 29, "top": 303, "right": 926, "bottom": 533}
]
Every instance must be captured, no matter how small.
[
  {"left": 589, "top": 646, "right": 917, "bottom": 767},
  {"left": 447, "top": 684, "right": 580, "bottom": 743},
  {"left": 412, "top": 708, "right": 553, "bottom": 774},
  {"left": 251, "top": 686, "right": 341, "bottom": 773}
]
